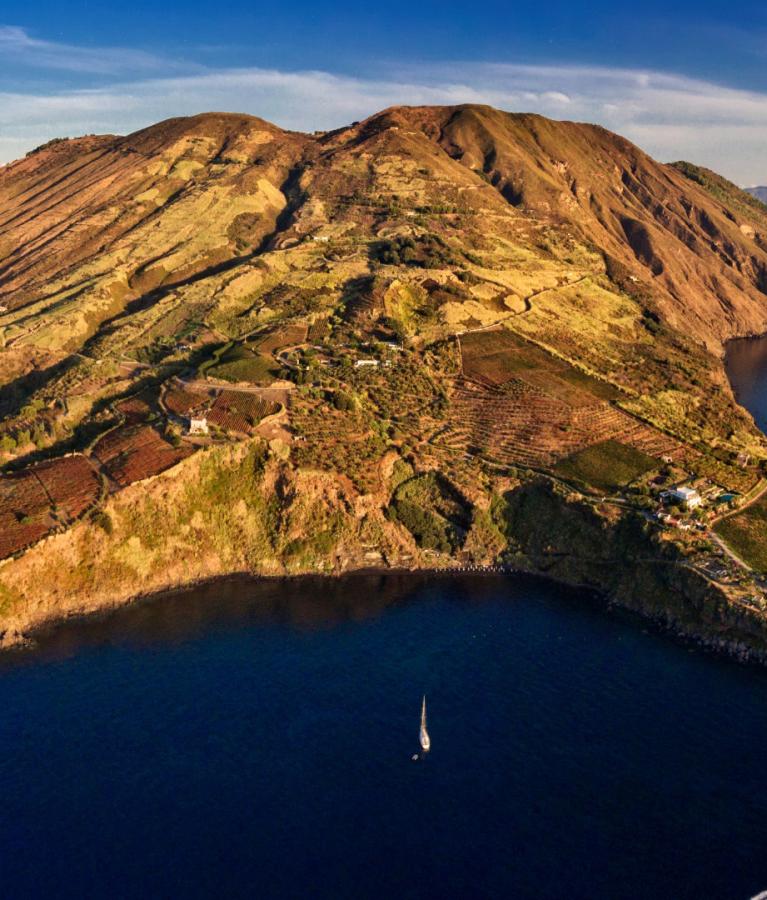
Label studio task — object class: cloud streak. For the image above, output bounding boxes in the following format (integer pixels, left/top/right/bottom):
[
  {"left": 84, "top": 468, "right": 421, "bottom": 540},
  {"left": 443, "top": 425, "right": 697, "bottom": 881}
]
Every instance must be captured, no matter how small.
[
  {"left": 0, "top": 25, "right": 186, "bottom": 75},
  {"left": 1, "top": 41, "right": 766, "bottom": 184}
]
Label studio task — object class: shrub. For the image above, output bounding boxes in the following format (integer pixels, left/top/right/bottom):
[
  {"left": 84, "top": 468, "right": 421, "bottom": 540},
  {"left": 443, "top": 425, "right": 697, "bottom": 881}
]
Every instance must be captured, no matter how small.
[
  {"left": 334, "top": 391, "right": 355, "bottom": 411},
  {"left": 92, "top": 510, "right": 114, "bottom": 536},
  {"left": 372, "top": 234, "right": 457, "bottom": 269},
  {"left": 390, "top": 499, "right": 452, "bottom": 553}
]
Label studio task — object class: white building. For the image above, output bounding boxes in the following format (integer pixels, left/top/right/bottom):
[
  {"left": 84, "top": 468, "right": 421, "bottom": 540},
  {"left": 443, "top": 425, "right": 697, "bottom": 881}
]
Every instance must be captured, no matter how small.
[
  {"left": 665, "top": 486, "right": 702, "bottom": 509},
  {"left": 187, "top": 417, "right": 209, "bottom": 436},
  {"left": 354, "top": 359, "right": 380, "bottom": 369}
]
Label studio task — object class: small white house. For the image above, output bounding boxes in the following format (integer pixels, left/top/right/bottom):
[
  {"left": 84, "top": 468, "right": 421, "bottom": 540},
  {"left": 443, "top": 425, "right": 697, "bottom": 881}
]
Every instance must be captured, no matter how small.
[
  {"left": 665, "top": 486, "right": 702, "bottom": 509},
  {"left": 187, "top": 417, "right": 209, "bottom": 436},
  {"left": 354, "top": 359, "right": 380, "bottom": 369},
  {"left": 737, "top": 451, "right": 751, "bottom": 468}
]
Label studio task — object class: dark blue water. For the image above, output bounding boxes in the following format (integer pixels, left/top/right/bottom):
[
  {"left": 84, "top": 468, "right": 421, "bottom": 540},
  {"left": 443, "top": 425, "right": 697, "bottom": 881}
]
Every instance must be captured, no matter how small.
[
  {"left": 2, "top": 573, "right": 767, "bottom": 900},
  {"left": 726, "top": 336, "right": 767, "bottom": 433}
]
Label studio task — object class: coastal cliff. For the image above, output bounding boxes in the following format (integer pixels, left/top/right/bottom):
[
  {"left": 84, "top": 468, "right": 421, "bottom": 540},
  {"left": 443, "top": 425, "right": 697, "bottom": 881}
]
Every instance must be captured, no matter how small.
[
  {"left": 2, "top": 441, "right": 766, "bottom": 660},
  {"left": 494, "top": 481, "right": 767, "bottom": 659}
]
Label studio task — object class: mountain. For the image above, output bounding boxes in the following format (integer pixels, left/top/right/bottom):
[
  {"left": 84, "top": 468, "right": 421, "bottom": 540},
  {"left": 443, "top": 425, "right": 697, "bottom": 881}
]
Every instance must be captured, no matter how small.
[
  {"left": 746, "top": 186, "right": 767, "bottom": 204},
  {"left": 2, "top": 104, "right": 767, "bottom": 654}
]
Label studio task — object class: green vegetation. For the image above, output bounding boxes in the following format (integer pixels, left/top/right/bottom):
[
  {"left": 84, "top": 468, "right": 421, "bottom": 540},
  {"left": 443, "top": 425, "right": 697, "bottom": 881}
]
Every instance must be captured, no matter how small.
[
  {"left": 716, "top": 497, "right": 767, "bottom": 573},
  {"left": 203, "top": 343, "right": 281, "bottom": 383},
  {"left": 118, "top": 442, "right": 276, "bottom": 570},
  {"left": 554, "top": 440, "right": 657, "bottom": 493},
  {"left": 92, "top": 510, "right": 114, "bottom": 536},
  {"left": 373, "top": 234, "right": 458, "bottom": 269},
  {"left": 671, "top": 161, "right": 767, "bottom": 221},
  {"left": 388, "top": 472, "right": 471, "bottom": 553},
  {"left": 291, "top": 398, "right": 388, "bottom": 493},
  {"left": 282, "top": 511, "right": 346, "bottom": 568}
]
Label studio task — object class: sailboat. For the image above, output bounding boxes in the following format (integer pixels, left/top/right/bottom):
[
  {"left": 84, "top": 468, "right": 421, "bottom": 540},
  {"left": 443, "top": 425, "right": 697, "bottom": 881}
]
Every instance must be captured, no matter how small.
[{"left": 419, "top": 695, "right": 431, "bottom": 753}]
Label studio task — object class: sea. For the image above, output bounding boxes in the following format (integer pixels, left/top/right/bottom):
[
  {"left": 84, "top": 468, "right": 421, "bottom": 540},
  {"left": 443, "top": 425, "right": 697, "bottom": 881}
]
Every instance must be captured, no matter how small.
[
  {"left": 2, "top": 573, "right": 767, "bottom": 899},
  {"left": 2, "top": 341, "right": 767, "bottom": 899}
]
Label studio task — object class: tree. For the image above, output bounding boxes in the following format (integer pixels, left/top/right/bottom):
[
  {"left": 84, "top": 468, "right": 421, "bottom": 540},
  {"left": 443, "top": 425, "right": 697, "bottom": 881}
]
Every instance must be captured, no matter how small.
[
  {"left": 32, "top": 425, "right": 47, "bottom": 448},
  {"left": 334, "top": 391, "right": 354, "bottom": 412}
]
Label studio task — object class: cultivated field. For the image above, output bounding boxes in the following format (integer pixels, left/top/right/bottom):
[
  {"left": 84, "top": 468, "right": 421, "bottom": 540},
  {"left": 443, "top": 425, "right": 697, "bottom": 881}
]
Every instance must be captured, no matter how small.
[
  {"left": 554, "top": 440, "right": 657, "bottom": 492},
  {"left": 0, "top": 471, "right": 53, "bottom": 559},
  {"left": 114, "top": 388, "right": 156, "bottom": 424},
  {"left": 715, "top": 496, "right": 767, "bottom": 572},
  {"left": 291, "top": 400, "right": 387, "bottom": 493},
  {"left": 92, "top": 425, "right": 193, "bottom": 488},
  {"left": 208, "top": 391, "right": 279, "bottom": 434},
  {"left": 33, "top": 455, "right": 102, "bottom": 520},
  {"left": 206, "top": 345, "right": 280, "bottom": 383},
  {"left": 307, "top": 317, "right": 330, "bottom": 342},
  {"left": 460, "top": 327, "right": 619, "bottom": 400},
  {"left": 250, "top": 322, "right": 309, "bottom": 354},
  {"left": 0, "top": 454, "right": 101, "bottom": 559},
  {"left": 163, "top": 384, "right": 211, "bottom": 416},
  {"left": 442, "top": 376, "right": 687, "bottom": 471},
  {"left": 447, "top": 327, "right": 689, "bottom": 473}
]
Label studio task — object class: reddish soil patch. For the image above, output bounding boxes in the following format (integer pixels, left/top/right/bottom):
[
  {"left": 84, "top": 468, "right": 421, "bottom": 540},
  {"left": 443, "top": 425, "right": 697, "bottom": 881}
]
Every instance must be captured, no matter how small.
[
  {"left": 114, "top": 388, "right": 157, "bottom": 424},
  {"left": 92, "top": 425, "right": 193, "bottom": 487},
  {"left": 33, "top": 454, "right": 102, "bottom": 520},
  {"left": 208, "top": 391, "right": 279, "bottom": 434},
  {"left": 163, "top": 385, "right": 210, "bottom": 416},
  {"left": 251, "top": 322, "right": 308, "bottom": 355},
  {"left": 0, "top": 471, "right": 52, "bottom": 559}
]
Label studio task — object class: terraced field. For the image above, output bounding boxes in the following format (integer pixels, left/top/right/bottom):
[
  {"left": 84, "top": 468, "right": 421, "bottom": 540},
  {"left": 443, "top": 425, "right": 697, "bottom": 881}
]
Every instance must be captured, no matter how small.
[
  {"left": 307, "top": 317, "right": 330, "bottom": 342},
  {"left": 208, "top": 391, "right": 280, "bottom": 434},
  {"left": 716, "top": 494, "right": 767, "bottom": 572},
  {"left": 163, "top": 384, "right": 211, "bottom": 416},
  {"left": 445, "top": 326, "right": 692, "bottom": 471},
  {"left": 92, "top": 425, "right": 193, "bottom": 488},
  {"left": 0, "top": 454, "right": 101, "bottom": 559},
  {"left": 554, "top": 440, "right": 658, "bottom": 492},
  {"left": 442, "top": 376, "right": 687, "bottom": 471},
  {"left": 251, "top": 322, "right": 309, "bottom": 354},
  {"left": 460, "top": 328, "right": 619, "bottom": 401},
  {"left": 114, "top": 389, "right": 157, "bottom": 424},
  {"left": 0, "top": 471, "right": 54, "bottom": 559},
  {"left": 291, "top": 400, "right": 387, "bottom": 493},
  {"left": 33, "top": 455, "right": 102, "bottom": 520}
]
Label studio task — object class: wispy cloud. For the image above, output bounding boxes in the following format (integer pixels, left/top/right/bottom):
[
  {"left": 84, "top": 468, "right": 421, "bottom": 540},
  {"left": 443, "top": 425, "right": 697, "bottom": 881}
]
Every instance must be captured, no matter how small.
[
  {"left": 1, "top": 37, "right": 767, "bottom": 184},
  {"left": 0, "top": 25, "right": 185, "bottom": 75}
]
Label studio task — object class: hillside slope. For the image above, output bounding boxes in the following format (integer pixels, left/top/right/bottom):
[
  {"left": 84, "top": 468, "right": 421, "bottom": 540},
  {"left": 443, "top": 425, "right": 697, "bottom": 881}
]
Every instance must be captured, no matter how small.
[{"left": 2, "top": 104, "right": 767, "bottom": 649}]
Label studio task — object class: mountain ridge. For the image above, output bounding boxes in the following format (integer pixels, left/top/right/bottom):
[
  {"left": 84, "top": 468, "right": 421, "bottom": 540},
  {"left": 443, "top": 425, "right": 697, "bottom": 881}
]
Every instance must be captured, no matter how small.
[
  {"left": 746, "top": 185, "right": 767, "bottom": 204},
  {"left": 4, "top": 104, "right": 767, "bottom": 351}
]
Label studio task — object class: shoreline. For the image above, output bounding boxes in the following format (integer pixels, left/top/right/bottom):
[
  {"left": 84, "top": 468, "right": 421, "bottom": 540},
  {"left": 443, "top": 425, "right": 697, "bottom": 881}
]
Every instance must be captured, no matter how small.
[
  {"left": 4, "top": 560, "right": 767, "bottom": 668},
  {"left": 0, "top": 563, "right": 517, "bottom": 651}
]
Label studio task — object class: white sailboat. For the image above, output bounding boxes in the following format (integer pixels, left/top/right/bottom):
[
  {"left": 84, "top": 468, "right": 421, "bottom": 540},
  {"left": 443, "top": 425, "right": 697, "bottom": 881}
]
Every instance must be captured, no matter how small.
[{"left": 419, "top": 695, "right": 431, "bottom": 753}]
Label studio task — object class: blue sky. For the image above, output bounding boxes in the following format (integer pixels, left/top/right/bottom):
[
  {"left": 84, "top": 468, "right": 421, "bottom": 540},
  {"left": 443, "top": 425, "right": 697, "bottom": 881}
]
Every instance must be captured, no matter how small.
[{"left": 1, "top": 1, "right": 766, "bottom": 183}]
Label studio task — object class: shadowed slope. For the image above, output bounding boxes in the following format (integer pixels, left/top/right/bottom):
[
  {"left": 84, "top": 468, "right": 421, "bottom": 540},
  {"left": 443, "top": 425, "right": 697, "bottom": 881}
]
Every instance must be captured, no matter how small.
[{"left": 361, "top": 104, "right": 767, "bottom": 348}]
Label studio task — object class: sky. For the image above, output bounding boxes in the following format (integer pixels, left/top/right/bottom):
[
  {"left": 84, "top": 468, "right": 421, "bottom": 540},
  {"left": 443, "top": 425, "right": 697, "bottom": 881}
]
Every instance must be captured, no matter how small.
[{"left": 1, "top": 1, "right": 766, "bottom": 184}]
